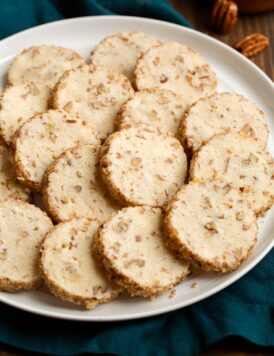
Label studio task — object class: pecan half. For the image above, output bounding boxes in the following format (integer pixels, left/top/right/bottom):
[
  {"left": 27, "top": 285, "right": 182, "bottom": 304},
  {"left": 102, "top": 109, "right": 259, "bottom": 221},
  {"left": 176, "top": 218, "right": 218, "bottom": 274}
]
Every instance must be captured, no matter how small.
[
  {"left": 212, "top": 0, "right": 238, "bottom": 35},
  {"left": 234, "top": 33, "right": 269, "bottom": 58}
]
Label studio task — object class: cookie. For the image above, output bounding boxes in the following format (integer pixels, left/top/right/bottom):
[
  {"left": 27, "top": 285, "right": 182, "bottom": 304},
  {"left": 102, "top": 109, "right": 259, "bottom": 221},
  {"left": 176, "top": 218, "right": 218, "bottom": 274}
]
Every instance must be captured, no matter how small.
[
  {"left": 90, "top": 32, "right": 160, "bottom": 82},
  {"left": 14, "top": 110, "right": 99, "bottom": 192},
  {"left": 118, "top": 88, "right": 188, "bottom": 136},
  {"left": 43, "top": 144, "right": 120, "bottom": 223},
  {"left": 0, "top": 146, "right": 29, "bottom": 202},
  {"left": 190, "top": 133, "right": 274, "bottom": 215},
  {"left": 164, "top": 180, "right": 258, "bottom": 273},
  {"left": 52, "top": 64, "right": 134, "bottom": 138},
  {"left": 40, "top": 217, "right": 121, "bottom": 309},
  {"left": 93, "top": 206, "right": 189, "bottom": 298},
  {"left": 0, "top": 82, "right": 51, "bottom": 146},
  {"left": 100, "top": 124, "right": 187, "bottom": 207},
  {"left": 8, "top": 45, "right": 85, "bottom": 88},
  {"left": 134, "top": 42, "right": 217, "bottom": 105},
  {"left": 0, "top": 199, "right": 53, "bottom": 292},
  {"left": 180, "top": 92, "right": 269, "bottom": 154}
]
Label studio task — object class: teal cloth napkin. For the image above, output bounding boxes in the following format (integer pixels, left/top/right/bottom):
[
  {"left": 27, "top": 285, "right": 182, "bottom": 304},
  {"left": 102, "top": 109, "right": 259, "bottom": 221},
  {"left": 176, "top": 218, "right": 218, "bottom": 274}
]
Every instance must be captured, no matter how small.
[
  {"left": 0, "top": 1, "right": 273, "bottom": 355},
  {"left": 0, "top": 0, "right": 191, "bottom": 40}
]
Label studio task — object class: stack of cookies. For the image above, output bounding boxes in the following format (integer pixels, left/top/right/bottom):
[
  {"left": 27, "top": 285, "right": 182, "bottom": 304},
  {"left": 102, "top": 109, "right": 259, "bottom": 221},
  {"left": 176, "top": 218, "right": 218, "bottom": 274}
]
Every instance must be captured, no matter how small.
[{"left": 0, "top": 32, "right": 273, "bottom": 309}]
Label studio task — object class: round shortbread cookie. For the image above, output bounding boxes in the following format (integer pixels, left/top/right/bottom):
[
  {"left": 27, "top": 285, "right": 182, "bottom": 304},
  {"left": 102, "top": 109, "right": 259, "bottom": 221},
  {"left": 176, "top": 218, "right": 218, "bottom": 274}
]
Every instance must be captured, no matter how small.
[
  {"left": 43, "top": 144, "right": 120, "bottom": 223},
  {"left": 0, "top": 82, "right": 51, "bottom": 146},
  {"left": 190, "top": 133, "right": 274, "bottom": 215},
  {"left": 164, "top": 181, "right": 258, "bottom": 273},
  {"left": 93, "top": 206, "right": 189, "bottom": 298},
  {"left": 100, "top": 124, "right": 187, "bottom": 207},
  {"left": 0, "top": 146, "right": 29, "bottom": 202},
  {"left": 180, "top": 92, "right": 269, "bottom": 154},
  {"left": 118, "top": 88, "right": 188, "bottom": 136},
  {"left": 40, "top": 217, "right": 121, "bottom": 309},
  {"left": 90, "top": 32, "right": 160, "bottom": 82},
  {"left": 8, "top": 45, "right": 85, "bottom": 88},
  {"left": 134, "top": 42, "right": 217, "bottom": 105},
  {"left": 14, "top": 110, "right": 99, "bottom": 192},
  {"left": 52, "top": 64, "right": 134, "bottom": 138},
  {"left": 0, "top": 199, "right": 53, "bottom": 292}
]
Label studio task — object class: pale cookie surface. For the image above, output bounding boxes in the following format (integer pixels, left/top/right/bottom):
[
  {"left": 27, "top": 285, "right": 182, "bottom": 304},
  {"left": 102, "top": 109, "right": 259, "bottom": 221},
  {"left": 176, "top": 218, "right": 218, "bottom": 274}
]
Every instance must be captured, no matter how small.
[
  {"left": 0, "top": 82, "right": 51, "bottom": 146},
  {"left": 190, "top": 133, "right": 274, "bottom": 215},
  {"left": 40, "top": 218, "right": 121, "bottom": 309},
  {"left": 164, "top": 181, "right": 258, "bottom": 273},
  {"left": 90, "top": 32, "right": 160, "bottom": 82},
  {"left": 52, "top": 64, "right": 134, "bottom": 138},
  {"left": 43, "top": 144, "right": 120, "bottom": 223},
  {"left": 134, "top": 42, "right": 217, "bottom": 105},
  {"left": 180, "top": 92, "right": 269, "bottom": 153},
  {"left": 118, "top": 88, "right": 188, "bottom": 136},
  {"left": 8, "top": 45, "right": 85, "bottom": 88},
  {"left": 100, "top": 124, "right": 187, "bottom": 207},
  {"left": 0, "top": 200, "right": 53, "bottom": 292},
  {"left": 14, "top": 110, "right": 99, "bottom": 191},
  {"left": 0, "top": 146, "right": 29, "bottom": 202},
  {"left": 94, "top": 206, "right": 189, "bottom": 298}
]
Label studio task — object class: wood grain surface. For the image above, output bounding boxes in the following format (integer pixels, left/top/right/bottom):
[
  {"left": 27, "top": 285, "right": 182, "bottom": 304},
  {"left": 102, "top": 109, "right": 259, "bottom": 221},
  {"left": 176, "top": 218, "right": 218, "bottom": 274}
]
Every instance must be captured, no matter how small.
[
  {"left": 0, "top": 2, "right": 273, "bottom": 355},
  {"left": 171, "top": 0, "right": 274, "bottom": 79}
]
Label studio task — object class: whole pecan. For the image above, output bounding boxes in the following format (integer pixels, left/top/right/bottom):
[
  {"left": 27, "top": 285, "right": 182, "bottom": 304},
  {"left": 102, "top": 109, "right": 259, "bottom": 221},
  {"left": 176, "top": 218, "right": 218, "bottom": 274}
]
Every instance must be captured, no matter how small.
[
  {"left": 212, "top": 0, "right": 238, "bottom": 34},
  {"left": 234, "top": 33, "right": 270, "bottom": 58}
]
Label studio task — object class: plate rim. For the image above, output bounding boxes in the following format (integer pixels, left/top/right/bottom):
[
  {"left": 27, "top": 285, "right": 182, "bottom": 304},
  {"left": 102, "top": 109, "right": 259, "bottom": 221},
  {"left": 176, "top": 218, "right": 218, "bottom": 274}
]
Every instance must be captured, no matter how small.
[
  {"left": 0, "top": 15, "right": 273, "bottom": 322},
  {"left": 1, "top": 15, "right": 273, "bottom": 89}
]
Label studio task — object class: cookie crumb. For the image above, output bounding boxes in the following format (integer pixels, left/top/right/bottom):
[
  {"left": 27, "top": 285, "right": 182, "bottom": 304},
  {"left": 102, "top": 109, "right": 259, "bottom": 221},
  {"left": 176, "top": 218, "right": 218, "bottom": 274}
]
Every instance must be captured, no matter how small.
[{"left": 168, "top": 289, "right": 176, "bottom": 299}]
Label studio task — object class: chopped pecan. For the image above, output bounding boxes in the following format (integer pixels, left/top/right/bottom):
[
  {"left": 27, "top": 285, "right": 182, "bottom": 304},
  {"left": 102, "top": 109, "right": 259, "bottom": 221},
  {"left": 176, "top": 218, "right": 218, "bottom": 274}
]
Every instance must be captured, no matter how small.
[
  {"left": 168, "top": 289, "right": 176, "bottom": 299},
  {"left": 212, "top": 0, "right": 238, "bottom": 35},
  {"left": 159, "top": 74, "right": 168, "bottom": 83},
  {"left": 135, "top": 235, "right": 142, "bottom": 242},
  {"left": 96, "top": 83, "right": 108, "bottom": 95},
  {"left": 241, "top": 123, "right": 255, "bottom": 137},
  {"left": 224, "top": 157, "right": 230, "bottom": 173},
  {"left": 153, "top": 57, "right": 160, "bottom": 66},
  {"left": 131, "top": 157, "right": 142, "bottom": 166},
  {"left": 27, "top": 82, "right": 40, "bottom": 96},
  {"left": 236, "top": 212, "right": 244, "bottom": 221},
  {"left": 93, "top": 286, "right": 108, "bottom": 295},
  {"left": 76, "top": 170, "right": 82, "bottom": 178},
  {"left": 61, "top": 197, "right": 69, "bottom": 204},
  {"left": 74, "top": 185, "right": 82, "bottom": 193},
  {"left": 223, "top": 184, "right": 232, "bottom": 195},
  {"left": 124, "top": 258, "right": 145, "bottom": 268},
  {"left": 113, "top": 221, "right": 129, "bottom": 233},
  {"left": 0, "top": 248, "right": 7, "bottom": 261},
  {"left": 234, "top": 33, "right": 269, "bottom": 58},
  {"left": 204, "top": 221, "right": 218, "bottom": 233},
  {"left": 203, "top": 197, "right": 212, "bottom": 209},
  {"left": 155, "top": 174, "right": 165, "bottom": 181},
  {"left": 63, "top": 101, "right": 74, "bottom": 112}
]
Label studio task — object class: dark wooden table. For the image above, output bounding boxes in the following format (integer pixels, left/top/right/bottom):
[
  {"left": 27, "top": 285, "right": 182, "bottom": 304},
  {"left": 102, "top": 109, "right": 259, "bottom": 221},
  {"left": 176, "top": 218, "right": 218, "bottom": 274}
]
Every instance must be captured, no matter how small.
[
  {"left": 171, "top": 0, "right": 274, "bottom": 80},
  {"left": 0, "top": 2, "right": 273, "bottom": 356}
]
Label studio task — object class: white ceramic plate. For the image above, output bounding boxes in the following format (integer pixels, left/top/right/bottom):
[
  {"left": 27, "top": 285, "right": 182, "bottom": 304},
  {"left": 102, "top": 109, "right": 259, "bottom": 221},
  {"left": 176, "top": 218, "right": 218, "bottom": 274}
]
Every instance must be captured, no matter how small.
[{"left": 0, "top": 16, "right": 273, "bottom": 322}]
